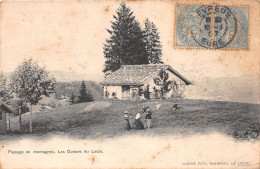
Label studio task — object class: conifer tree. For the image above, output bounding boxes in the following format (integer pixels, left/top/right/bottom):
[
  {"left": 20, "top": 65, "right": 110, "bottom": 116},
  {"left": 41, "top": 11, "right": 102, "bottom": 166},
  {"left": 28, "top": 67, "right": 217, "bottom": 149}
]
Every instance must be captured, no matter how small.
[
  {"left": 69, "top": 92, "right": 76, "bottom": 105},
  {"left": 143, "top": 19, "right": 163, "bottom": 64},
  {"left": 103, "top": 2, "right": 148, "bottom": 73},
  {"left": 78, "top": 81, "right": 93, "bottom": 103}
]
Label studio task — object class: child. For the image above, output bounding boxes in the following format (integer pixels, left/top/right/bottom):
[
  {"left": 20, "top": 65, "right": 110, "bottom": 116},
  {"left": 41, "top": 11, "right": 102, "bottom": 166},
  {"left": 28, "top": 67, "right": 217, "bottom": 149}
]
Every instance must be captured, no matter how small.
[
  {"left": 124, "top": 111, "right": 131, "bottom": 130},
  {"left": 145, "top": 107, "right": 152, "bottom": 129}
]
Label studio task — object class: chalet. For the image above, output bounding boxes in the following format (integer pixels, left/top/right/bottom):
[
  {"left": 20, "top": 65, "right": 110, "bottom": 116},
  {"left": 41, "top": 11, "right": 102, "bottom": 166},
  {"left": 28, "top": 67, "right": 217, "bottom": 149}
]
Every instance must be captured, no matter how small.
[
  {"left": 0, "top": 99, "right": 15, "bottom": 134},
  {"left": 101, "top": 64, "right": 192, "bottom": 99}
]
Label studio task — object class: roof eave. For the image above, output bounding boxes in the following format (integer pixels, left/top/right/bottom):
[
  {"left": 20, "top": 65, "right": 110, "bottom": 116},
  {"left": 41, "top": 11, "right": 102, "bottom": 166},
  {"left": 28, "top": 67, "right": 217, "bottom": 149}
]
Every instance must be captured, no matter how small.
[
  {"left": 166, "top": 66, "right": 192, "bottom": 85},
  {"left": 0, "top": 102, "right": 15, "bottom": 114}
]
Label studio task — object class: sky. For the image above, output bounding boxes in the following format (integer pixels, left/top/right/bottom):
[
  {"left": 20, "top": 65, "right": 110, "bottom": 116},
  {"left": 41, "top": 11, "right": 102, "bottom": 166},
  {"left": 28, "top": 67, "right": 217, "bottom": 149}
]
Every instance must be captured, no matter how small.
[{"left": 0, "top": 0, "right": 259, "bottom": 82}]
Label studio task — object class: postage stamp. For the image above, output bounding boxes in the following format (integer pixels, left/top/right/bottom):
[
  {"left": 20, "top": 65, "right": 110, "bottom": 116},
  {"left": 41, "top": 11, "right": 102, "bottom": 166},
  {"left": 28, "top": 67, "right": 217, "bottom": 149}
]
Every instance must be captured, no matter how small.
[{"left": 175, "top": 4, "right": 249, "bottom": 49}]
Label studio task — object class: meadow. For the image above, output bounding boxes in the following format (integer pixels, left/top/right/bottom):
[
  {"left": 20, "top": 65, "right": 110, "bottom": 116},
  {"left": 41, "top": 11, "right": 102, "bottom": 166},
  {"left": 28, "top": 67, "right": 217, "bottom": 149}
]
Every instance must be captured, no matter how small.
[{"left": 4, "top": 99, "right": 260, "bottom": 141}]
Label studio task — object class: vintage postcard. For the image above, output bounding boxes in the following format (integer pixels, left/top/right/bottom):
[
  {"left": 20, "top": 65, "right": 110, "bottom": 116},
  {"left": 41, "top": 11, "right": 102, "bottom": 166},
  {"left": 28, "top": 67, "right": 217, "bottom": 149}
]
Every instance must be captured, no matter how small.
[{"left": 0, "top": 0, "right": 259, "bottom": 168}]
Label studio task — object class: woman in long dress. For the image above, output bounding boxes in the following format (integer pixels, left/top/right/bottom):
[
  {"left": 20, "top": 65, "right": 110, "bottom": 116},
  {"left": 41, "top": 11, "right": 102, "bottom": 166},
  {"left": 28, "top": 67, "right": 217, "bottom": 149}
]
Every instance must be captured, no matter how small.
[{"left": 133, "top": 111, "right": 144, "bottom": 130}]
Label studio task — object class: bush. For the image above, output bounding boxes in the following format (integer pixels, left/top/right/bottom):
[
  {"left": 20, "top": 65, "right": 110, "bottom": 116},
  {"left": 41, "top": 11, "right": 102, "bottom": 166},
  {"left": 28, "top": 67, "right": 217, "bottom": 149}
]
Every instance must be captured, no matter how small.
[
  {"left": 47, "top": 101, "right": 56, "bottom": 108},
  {"left": 39, "top": 104, "right": 46, "bottom": 111},
  {"left": 57, "top": 103, "right": 62, "bottom": 107}
]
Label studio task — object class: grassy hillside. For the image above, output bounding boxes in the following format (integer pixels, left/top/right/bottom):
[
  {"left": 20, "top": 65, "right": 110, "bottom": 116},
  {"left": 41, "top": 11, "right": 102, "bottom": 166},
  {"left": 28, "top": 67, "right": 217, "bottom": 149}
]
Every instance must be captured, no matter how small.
[{"left": 7, "top": 99, "right": 260, "bottom": 141}]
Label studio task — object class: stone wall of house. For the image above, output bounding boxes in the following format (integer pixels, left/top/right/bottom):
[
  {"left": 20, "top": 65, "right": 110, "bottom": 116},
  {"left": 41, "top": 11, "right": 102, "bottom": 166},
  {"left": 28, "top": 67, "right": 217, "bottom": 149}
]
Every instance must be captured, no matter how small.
[
  {"left": 165, "top": 69, "right": 185, "bottom": 98},
  {"left": 104, "top": 85, "right": 122, "bottom": 99},
  {"left": 103, "top": 69, "right": 187, "bottom": 100}
]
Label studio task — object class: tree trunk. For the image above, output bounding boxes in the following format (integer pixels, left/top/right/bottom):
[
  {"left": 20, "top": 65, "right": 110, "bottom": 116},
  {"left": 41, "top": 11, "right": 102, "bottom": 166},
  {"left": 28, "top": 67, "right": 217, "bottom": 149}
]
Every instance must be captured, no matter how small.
[
  {"left": 19, "top": 106, "right": 21, "bottom": 129},
  {"left": 7, "top": 113, "right": 10, "bottom": 132},
  {"left": 8, "top": 114, "right": 11, "bottom": 131},
  {"left": 30, "top": 104, "right": 32, "bottom": 133}
]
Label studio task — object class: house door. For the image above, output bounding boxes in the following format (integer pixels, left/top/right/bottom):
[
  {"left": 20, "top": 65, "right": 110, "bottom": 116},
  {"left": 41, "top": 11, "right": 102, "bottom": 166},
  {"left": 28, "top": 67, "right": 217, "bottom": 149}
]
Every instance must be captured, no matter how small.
[{"left": 122, "top": 86, "right": 130, "bottom": 99}]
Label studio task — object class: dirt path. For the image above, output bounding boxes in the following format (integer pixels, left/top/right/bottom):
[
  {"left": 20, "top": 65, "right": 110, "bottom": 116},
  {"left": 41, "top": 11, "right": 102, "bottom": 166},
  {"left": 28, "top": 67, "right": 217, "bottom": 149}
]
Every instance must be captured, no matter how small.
[{"left": 81, "top": 101, "right": 112, "bottom": 112}]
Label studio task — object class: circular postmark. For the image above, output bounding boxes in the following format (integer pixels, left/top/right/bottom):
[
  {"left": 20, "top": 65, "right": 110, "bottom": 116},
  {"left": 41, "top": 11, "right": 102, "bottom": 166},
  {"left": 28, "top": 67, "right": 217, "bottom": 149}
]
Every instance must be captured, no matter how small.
[{"left": 191, "top": 5, "right": 237, "bottom": 49}]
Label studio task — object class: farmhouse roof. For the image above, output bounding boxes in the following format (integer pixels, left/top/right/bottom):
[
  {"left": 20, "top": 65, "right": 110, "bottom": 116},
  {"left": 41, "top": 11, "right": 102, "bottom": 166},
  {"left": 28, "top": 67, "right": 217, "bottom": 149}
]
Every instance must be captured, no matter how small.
[
  {"left": 0, "top": 99, "right": 15, "bottom": 114},
  {"left": 101, "top": 64, "right": 192, "bottom": 86}
]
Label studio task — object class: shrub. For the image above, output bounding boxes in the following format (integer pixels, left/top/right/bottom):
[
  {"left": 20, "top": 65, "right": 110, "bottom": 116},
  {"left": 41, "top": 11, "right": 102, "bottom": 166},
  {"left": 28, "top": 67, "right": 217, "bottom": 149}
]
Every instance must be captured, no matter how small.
[{"left": 47, "top": 101, "right": 56, "bottom": 108}]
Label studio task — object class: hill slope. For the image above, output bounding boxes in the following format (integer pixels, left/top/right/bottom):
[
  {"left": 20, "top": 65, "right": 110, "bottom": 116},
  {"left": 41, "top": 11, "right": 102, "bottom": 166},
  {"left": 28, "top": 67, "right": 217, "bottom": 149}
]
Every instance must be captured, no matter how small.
[{"left": 7, "top": 99, "right": 260, "bottom": 141}]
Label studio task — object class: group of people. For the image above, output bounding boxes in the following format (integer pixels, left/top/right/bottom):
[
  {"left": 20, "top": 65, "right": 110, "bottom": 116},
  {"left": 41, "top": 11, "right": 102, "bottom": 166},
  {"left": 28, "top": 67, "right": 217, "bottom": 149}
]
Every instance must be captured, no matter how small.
[
  {"left": 124, "top": 106, "right": 153, "bottom": 131},
  {"left": 123, "top": 102, "right": 178, "bottom": 131}
]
